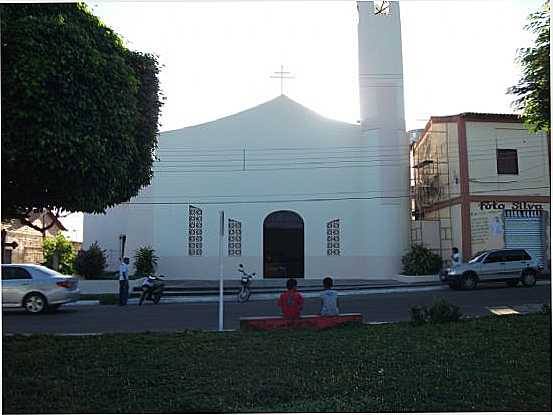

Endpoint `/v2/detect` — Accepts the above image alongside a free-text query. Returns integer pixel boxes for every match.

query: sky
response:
[62,0,542,241]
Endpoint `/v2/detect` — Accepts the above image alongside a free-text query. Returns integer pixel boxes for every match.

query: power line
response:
[153,164,410,173]
[155,144,411,153]
[134,188,412,199]
[122,186,549,207]
[123,194,411,206]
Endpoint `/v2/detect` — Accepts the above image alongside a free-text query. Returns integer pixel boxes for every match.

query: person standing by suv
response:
[451,247,461,266]
[119,257,130,306]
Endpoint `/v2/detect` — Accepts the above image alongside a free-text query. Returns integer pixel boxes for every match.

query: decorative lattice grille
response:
[188,205,203,256]
[228,219,242,256]
[327,219,341,256]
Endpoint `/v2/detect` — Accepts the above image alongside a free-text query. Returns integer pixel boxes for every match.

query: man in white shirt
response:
[119,257,130,306]
[451,247,461,267]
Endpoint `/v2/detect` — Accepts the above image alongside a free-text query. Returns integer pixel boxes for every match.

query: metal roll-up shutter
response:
[504,210,545,265]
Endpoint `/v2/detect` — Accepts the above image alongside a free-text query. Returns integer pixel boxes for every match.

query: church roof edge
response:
[159,94,358,134]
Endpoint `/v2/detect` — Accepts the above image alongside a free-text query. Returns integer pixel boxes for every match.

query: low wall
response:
[394,274,440,284]
[78,279,143,295]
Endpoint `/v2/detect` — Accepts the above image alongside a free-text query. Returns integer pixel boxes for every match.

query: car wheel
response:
[506,279,519,287]
[23,293,47,314]
[463,273,478,290]
[521,271,536,287]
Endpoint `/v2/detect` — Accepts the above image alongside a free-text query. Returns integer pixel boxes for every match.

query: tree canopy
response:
[1,3,163,221]
[508,1,550,134]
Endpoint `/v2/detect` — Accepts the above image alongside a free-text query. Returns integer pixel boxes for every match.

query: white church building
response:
[84,1,410,280]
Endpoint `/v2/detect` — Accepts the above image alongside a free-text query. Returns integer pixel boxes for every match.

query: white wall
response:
[85,96,410,279]
[84,187,154,271]
[147,96,407,279]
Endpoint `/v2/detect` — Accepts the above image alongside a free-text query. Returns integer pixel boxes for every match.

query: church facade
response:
[84,1,410,279]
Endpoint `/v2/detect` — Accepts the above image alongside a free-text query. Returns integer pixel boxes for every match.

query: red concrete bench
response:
[240,313,363,330]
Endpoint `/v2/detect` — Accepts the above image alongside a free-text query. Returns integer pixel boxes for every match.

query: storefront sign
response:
[479,201,544,211]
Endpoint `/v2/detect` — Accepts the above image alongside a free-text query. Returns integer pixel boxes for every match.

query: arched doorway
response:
[263,210,304,278]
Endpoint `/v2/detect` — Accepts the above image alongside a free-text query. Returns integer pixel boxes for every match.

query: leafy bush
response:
[75,241,107,279]
[410,305,427,326]
[402,245,443,275]
[427,298,463,323]
[410,298,463,326]
[134,246,158,276]
[42,232,75,275]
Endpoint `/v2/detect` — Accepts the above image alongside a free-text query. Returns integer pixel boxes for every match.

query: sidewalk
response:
[78,275,441,296]
[72,275,448,306]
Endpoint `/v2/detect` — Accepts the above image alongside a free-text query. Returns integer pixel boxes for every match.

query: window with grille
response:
[326,219,341,256]
[188,205,203,256]
[228,219,242,256]
[496,149,518,175]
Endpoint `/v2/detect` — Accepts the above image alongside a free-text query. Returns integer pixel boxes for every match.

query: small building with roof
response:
[410,112,550,269]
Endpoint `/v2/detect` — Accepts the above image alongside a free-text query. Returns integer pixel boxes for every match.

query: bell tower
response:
[357,0,407,195]
[357,1,409,261]
[357,1,405,130]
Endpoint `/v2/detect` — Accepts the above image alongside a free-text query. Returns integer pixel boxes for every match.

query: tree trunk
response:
[52,252,59,271]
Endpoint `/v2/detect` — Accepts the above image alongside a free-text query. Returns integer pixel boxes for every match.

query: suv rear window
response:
[504,250,531,261]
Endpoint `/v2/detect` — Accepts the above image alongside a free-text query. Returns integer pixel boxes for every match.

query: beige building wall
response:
[420,206,457,261]
[466,122,549,197]
[1,216,65,264]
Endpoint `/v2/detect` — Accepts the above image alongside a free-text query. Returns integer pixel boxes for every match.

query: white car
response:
[440,249,543,290]
[2,264,80,313]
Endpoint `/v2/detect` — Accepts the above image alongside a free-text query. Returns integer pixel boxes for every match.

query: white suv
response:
[440,249,543,290]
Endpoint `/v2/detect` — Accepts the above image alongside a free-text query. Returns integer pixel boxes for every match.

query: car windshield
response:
[468,252,487,264]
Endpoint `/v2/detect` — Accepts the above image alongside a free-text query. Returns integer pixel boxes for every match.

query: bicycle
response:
[237,264,256,303]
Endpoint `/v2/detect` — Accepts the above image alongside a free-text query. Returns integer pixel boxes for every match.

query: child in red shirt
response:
[278,278,304,319]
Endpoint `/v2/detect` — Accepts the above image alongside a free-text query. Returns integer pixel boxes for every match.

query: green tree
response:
[75,241,107,279]
[43,232,76,275]
[133,246,158,276]
[1,3,163,225]
[508,1,550,134]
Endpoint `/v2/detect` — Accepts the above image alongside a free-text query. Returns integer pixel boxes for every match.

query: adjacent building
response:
[1,210,68,264]
[410,113,550,269]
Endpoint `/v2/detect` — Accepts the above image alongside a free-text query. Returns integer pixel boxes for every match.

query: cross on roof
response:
[270,65,295,95]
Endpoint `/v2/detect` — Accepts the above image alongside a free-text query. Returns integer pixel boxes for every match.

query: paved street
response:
[3,283,550,334]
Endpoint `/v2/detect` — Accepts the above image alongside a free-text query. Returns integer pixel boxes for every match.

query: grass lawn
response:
[3,314,551,413]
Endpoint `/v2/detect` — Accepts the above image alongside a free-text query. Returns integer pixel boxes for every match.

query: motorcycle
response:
[237,264,256,303]
[138,275,165,305]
